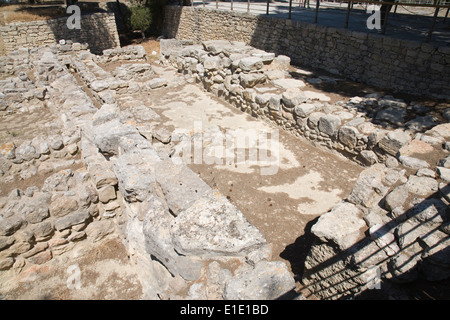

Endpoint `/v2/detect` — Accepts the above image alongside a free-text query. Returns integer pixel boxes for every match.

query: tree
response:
[130,6,152,40]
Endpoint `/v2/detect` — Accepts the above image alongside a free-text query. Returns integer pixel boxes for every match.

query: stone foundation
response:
[160,39,450,299]
[162,6,450,99]
[0,12,120,55]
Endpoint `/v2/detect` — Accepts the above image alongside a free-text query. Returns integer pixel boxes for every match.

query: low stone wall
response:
[0,12,120,55]
[163,6,450,98]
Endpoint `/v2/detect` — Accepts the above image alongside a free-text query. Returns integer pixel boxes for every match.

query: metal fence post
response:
[247,0,250,13]
[266,0,270,15]
[315,0,320,23]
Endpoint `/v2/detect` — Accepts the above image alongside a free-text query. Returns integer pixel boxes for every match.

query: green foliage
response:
[130,6,152,38]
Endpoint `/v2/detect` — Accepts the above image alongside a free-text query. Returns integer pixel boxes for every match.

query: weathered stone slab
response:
[223,260,295,300]
[398,155,430,169]
[294,103,316,118]
[92,103,120,126]
[49,196,79,217]
[171,194,266,257]
[113,152,159,202]
[143,196,204,281]
[384,184,409,211]
[88,163,118,189]
[0,216,23,236]
[378,131,411,156]
[238,57,263,72]
[85,219,115,242]
[338,126,358,148]
[92,119,138,155]
[318,115,341,136]
[281,88,307,108]
[406,175,438,196]
[272,78,306,90]
[54,211,90,231]
[375,106,407,125]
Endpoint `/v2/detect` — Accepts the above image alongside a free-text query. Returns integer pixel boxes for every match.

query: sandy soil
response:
[0,236,143,300]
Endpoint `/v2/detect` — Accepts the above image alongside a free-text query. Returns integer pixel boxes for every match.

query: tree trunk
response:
[141,30,146,40]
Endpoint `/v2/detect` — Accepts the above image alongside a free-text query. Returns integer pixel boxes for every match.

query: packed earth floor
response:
[0,39,449,300]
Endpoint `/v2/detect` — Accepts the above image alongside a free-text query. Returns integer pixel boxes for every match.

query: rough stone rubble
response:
[0,42,295,300]
[160,39,450,299]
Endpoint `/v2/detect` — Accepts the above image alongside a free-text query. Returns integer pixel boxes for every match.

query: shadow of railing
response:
[278,184,450,300]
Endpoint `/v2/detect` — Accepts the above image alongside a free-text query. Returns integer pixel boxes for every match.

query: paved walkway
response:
[191,0,450,45]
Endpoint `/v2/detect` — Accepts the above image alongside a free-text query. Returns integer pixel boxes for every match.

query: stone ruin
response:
[0,39,448,300]
[0,42,295,300]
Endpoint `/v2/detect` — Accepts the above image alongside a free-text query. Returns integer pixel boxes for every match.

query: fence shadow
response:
[278,184,450,300]
[1,2,119,54]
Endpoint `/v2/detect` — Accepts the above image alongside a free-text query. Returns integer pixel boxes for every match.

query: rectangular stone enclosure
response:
[162,6,450,98]
[0,12,120,55]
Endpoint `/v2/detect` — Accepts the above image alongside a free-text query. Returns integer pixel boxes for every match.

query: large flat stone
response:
[170,194,267,257]
[272,78,306,90]
[92,119,138,155]
[318,114,341,136]
[376,106,407,125]
[406,175,438,196]
[378,131,411,156]
[113,151,159,202]
[54,211,90,231]
[238,57,263,72]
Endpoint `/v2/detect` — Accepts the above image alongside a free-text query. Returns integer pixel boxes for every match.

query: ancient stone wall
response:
[163,6,450,99]
[160,39,450,167]
[0,44,296,300]
[0,12,120,55]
